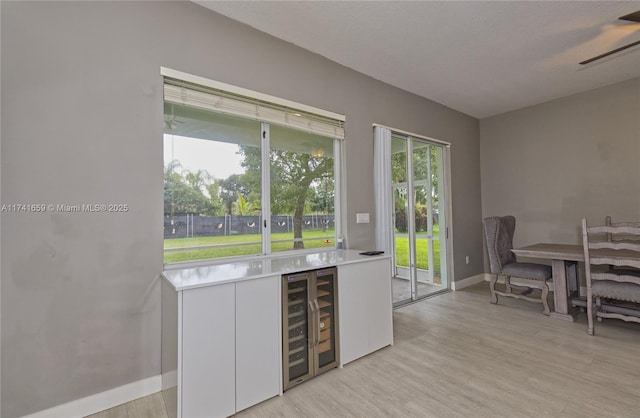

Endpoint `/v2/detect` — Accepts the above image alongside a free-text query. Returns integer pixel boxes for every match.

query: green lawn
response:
[394,237,442,273]
[164,229,335,263]
[164,233,262,249]
[165,227,442,272]
[394,226,441,273]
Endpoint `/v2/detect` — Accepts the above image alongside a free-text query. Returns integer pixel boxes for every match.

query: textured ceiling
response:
[195,1,640,119]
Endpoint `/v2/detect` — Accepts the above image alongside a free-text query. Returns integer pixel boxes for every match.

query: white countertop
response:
[162,249,390,291]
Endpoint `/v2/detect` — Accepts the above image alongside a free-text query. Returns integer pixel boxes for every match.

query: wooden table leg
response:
[549,259,576,322]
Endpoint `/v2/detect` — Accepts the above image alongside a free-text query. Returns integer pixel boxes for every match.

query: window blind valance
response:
[164,78,345,140]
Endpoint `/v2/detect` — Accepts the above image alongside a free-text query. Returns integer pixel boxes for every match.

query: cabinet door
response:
[337,264,369,365]
[366,258,394,352]
[182,284,235,418]
[338,258,394,365]
[236,276,280,412]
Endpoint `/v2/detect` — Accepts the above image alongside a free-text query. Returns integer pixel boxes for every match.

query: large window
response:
[162,71,343,265]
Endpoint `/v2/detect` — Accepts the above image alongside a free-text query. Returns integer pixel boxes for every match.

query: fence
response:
[164,214,335,239]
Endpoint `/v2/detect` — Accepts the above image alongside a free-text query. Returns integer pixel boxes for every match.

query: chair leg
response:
[504,276,512,294]
[587,290,594,336]
[596,297,603,322]
[503,276,533,296]
[541,280,550,316]
[489,274,498,304]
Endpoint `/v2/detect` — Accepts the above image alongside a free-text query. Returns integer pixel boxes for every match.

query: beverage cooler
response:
[282,267,339,391]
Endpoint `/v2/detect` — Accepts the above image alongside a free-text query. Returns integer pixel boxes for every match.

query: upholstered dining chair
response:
[483,215,552,315]
[582,218,640,335]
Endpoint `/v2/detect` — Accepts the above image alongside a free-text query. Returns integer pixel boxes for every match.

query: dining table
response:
[511,243,640,321]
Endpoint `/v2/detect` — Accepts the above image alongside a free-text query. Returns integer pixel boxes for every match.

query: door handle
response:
[313,299,321,346]
[308,300,315,349]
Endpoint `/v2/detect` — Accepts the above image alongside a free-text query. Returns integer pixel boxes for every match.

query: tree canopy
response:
[391,144,441,233]
[238,145,333,249]
[163,143,335,239]
[164,161,223,216]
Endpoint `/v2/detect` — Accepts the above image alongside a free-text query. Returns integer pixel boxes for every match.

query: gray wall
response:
[1,2,481,416]
[480,77,640,250]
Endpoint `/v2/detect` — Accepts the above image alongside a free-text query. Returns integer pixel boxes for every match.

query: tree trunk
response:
[293,203,305,249]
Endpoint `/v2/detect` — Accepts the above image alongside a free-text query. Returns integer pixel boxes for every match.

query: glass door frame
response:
[373,124,453,308]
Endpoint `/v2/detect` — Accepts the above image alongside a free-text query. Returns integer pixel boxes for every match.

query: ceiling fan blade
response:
[579,39,640,65]
[619,10,640,22]
[579,10,640,64]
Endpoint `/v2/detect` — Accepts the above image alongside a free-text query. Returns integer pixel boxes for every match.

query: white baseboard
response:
[21,375,162,418]
[451,274,488,290]
[162,370,178,390]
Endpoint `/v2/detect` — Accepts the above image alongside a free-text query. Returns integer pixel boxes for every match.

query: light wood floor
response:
[87,282,640,418]
[392,277,446,304]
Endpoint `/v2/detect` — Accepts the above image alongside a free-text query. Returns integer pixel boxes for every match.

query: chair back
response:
[483,216,517,274]
[582,218,640,289]
[605,216,640,243]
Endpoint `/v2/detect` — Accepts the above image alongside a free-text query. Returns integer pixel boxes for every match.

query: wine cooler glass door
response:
[315,268,339,374]
[282,273,313,390]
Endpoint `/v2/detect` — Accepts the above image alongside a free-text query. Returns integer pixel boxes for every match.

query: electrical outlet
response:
[356,213,370,224]
[465,255,470,264]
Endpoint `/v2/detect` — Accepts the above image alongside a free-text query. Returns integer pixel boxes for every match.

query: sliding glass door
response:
[389,133,449,306]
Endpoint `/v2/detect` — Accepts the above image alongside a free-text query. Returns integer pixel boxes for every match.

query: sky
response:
[164,134,244,180]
